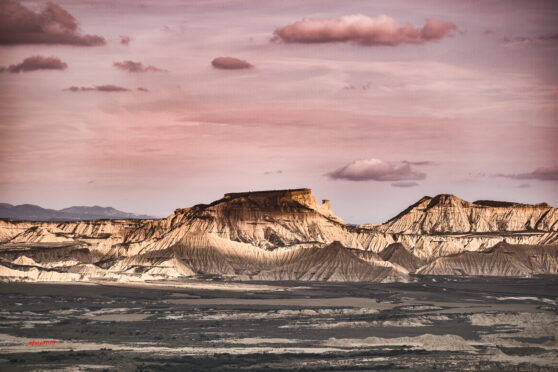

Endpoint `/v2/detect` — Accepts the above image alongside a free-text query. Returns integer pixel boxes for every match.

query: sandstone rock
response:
[1,189,557,282]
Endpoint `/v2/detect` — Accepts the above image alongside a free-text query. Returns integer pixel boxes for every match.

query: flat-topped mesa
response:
[221,188,343,222]
[223,188,314,207]
[218,188,315,211]
[163,188,349,251]
[171,188,345,228]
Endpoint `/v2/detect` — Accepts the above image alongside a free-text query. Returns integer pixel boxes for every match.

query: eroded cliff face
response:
[375,194,558,234]
[417,242,558,277]
[0,189,557,282]
[365,194,558,259]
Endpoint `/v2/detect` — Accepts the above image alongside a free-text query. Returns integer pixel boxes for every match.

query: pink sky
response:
[1,0,557,223]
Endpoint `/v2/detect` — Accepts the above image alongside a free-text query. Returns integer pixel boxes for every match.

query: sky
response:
[0,0,557,223]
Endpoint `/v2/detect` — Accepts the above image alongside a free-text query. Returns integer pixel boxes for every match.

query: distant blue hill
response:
[0,203,155,221]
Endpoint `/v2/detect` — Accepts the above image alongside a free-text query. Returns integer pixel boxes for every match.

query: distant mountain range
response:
[0,203,154,221]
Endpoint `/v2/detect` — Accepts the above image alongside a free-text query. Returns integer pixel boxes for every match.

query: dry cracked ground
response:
[0,277,557,371]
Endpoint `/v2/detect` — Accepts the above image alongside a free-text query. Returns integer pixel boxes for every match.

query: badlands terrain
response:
[1,188,557,283]
[1,189,558,371]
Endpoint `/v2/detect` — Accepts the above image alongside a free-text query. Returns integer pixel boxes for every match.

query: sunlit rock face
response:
[0,189,557,282]
[362,193,558,259]
[375,194,558,234]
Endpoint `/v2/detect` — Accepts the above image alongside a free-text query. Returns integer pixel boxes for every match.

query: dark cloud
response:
[495,167,558,181]
[264,170,283,175]
[326,159,427,181]
[538,33,558,41]
[272,14,457,46]
[0,0,105,46]
[211,57,253,70]
[137,87,149,92]
[518,183,530,188]
[65,85,131,92]
[119,35,131,45]
[113,60,166,73]
[3,55,67,73]
[391,181,419,188]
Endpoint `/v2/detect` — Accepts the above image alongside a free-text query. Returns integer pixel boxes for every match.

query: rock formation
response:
[417,242,558,277]
[379,243,425,272]
[375,194,558,234]
[0,189,557,282]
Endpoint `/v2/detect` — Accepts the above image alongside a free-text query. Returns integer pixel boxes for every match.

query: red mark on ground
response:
[25,340,56,346]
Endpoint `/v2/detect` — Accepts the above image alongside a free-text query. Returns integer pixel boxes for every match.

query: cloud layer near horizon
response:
[273,14,457,46]
[211,57,253,69]
[502,33,558,44]
[2,56,67,73]
[391,181,419,188]
[326,159,427,181]
[495,167,558,181]
[65,85,130,92]
[113,60,166,73]
[0,0,105,46]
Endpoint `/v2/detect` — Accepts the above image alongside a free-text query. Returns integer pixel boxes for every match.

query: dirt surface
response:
[0,276,557,371]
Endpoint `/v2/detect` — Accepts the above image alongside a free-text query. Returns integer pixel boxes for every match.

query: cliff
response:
[376,194,558,234]
[417,242,558,277]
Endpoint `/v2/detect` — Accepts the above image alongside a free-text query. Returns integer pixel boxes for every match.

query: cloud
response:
[137,87,149,92]
[65,85,131,92]
[391,181,419,188]
[402,160,437,166]
[344,82,371,90]
[3,55,67,73]
[0,0,105,46]
[502,33,558,44]
[113,60,166,73]
[495,167,558,181]
[119,35,131,45]
[518,183,530,188]
[211,57,253,70]
[264,170,283,175]
[326,159,427,181]
[272,14,457,46]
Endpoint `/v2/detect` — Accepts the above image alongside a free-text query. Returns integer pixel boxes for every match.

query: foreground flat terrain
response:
[1,277,557,371]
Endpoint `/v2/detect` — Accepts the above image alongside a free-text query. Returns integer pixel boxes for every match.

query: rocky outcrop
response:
[379,243,425,273]
[376,194,558,234]
[0,189,557,282]
[417,242,558,277]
